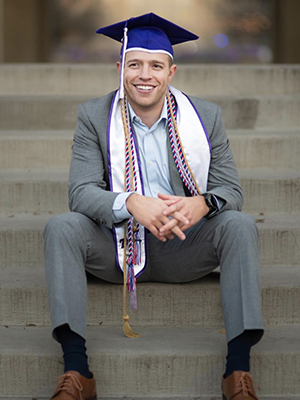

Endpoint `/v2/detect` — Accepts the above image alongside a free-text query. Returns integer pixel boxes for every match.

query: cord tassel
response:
[130,287,138,310]
[122,228,140,338]
[133,229,141,265]
[123,314,140,338]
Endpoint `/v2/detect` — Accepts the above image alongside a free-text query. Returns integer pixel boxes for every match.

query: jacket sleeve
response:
[205,104,244,212]
[68,101,119,229]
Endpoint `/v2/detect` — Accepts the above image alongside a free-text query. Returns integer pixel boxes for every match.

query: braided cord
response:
[166,90,201,196]
[120,96,142,305]
[119,96,141,337]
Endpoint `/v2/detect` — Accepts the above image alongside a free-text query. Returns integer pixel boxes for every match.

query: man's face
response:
[117,51,177,116]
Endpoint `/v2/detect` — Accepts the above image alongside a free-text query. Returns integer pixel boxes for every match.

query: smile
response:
[135,85,155,91]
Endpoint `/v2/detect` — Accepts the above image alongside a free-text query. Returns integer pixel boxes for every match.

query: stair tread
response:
[1,324,300,355]
[1,264,299,288]
[0,264,299,327]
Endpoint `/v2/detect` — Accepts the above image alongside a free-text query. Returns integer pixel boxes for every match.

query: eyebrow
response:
[126,58,166,66]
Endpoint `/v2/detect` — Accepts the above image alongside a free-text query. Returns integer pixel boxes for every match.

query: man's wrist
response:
[126,193,139,216]
[201,193,220,218]
[112,192,134,223]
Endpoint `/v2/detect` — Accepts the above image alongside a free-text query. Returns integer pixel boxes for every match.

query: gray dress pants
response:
[44,210,264,343]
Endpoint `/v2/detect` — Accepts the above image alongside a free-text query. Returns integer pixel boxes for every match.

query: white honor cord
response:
[119,27,128,99]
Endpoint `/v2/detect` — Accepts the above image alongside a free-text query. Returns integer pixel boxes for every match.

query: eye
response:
[128,62,139,68]
[153,64,163,69]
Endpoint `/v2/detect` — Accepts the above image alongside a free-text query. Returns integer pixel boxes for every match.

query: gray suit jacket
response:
[68,91,243,229]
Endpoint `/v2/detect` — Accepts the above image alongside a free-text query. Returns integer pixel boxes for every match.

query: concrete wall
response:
[0,0,299,63]
[274,0,300,63]
[1,0,50,62]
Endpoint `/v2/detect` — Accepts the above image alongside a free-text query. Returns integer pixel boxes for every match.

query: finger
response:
[163,199,181,206]
[166,233,175,240]
[158,193,176,201]
[163,208,189,226]
[158,230,175,240]
[153,220,176,242]
[170,210,189,225]
[159,217,179,232]
[148,224,167,242]
[159,219,186,241]
[162,202,183,216]
[171,225,186,240]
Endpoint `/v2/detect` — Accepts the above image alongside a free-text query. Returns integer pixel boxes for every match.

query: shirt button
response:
[149,161,153,166]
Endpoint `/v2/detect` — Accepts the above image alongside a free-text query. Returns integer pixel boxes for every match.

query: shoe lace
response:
[54,373,84,400]
[239,372,260,398]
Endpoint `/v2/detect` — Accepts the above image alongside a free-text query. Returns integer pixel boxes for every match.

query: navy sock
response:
[224,329,263,378]
[55,324,91,379]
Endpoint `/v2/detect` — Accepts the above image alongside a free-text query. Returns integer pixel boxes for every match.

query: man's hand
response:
[157,193,209,237]
[126,193,189,242]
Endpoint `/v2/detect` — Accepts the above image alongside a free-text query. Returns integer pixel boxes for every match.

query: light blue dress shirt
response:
[112,100,174,223]
[112,100,224,223]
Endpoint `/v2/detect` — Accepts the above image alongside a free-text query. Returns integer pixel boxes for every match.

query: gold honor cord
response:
[120,97,140,338]
[119,91,200,338]
[166,91,202,196]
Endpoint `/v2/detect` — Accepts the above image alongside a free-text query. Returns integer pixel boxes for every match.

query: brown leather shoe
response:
[50,370,97,400]
[222,371,259,400]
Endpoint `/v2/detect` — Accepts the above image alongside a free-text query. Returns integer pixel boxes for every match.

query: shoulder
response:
[187,95,220,120]
[187,95,219,113]
[78,91,116,120]
[185,94,221,134]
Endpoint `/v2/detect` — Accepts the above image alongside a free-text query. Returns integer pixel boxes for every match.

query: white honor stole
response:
[108,86,211,277]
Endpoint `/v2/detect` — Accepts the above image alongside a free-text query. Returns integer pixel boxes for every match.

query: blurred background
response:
[0,0,299,64]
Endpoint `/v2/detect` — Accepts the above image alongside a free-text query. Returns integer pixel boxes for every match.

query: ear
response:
[116,61,121,74]
[168,64,177,83]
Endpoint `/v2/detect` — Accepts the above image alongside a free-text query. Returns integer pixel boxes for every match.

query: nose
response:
[139,64,151,80]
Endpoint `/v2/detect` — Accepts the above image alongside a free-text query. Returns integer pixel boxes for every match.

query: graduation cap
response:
[96,13,199,98]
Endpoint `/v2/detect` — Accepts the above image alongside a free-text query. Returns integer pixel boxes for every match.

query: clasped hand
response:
[126,193,209,242]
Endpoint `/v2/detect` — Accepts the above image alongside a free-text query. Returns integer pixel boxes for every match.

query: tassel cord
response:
[120,97,140,338]
[166,91,201,196]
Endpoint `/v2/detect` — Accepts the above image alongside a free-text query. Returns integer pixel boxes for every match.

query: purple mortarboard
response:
[96,13,198,98]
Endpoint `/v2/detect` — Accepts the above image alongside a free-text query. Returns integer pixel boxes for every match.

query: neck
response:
[127,96,166,129]
[136,110,161,128]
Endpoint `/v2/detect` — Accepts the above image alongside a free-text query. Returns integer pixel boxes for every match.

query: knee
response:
[44,212,86,241]
[44,213,68,239]
[220,211,258,238]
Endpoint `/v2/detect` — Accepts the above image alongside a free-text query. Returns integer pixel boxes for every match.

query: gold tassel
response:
[123,313,140,338]
[123,266,140,338]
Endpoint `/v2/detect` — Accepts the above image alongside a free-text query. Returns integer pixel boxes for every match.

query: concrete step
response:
[0,213,299,267]
[0,130,73,169]
[0,95,299,130]
[1,169,299,214]
[228,129,300,170]
[0,64,299,96]
[0,324,299,398]
[240,169,300,214]
[0,265,299,327]
[1,129,300,170]
[0,169,69,214]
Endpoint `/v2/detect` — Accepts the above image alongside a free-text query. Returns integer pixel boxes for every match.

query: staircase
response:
[0,64,299,399]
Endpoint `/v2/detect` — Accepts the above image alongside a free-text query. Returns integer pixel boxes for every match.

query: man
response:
[44,13,264,400]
